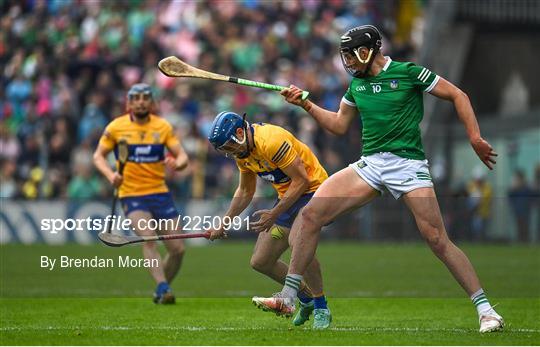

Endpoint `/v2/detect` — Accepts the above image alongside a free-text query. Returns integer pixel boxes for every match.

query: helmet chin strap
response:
[353,47,378,78]
[354,47,374,64]
[236,113,252,159]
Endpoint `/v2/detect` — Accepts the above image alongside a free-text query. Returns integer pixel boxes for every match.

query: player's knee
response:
[421,223,448,253]
[425,232,441,248]
[250,255,272,274]
[301,205,325,229]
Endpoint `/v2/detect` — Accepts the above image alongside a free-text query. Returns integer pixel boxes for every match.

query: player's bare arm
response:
[93,144,123,187]
[165,142,189,172]
[250,157,309,233]
[226,170,257,217]
[281,85,357,135]
[429,77,498,169]
[209,170,257,240]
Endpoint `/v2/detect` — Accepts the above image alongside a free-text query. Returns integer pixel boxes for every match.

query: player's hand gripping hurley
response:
[104,139,129,234]
[158,56,309,100]
[98,139,211,247]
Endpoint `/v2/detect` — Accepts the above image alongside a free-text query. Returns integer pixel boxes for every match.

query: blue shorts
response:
[274,192,314,228]
[120,192,178,220]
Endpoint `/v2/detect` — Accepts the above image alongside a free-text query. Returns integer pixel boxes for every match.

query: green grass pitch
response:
[1,242,539,345]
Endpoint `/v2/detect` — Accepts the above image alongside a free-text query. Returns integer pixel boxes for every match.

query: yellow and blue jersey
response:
[99,114,180,198]
[236,123,328,198]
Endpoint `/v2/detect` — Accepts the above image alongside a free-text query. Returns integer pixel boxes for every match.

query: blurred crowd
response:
[0,0,424,201]
[1,0,538,242]
[442,165,540,243]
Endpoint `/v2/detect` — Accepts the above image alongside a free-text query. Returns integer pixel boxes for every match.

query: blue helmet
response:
[127,83,153,99]
[208,111,245,149]
[208,111,250,158]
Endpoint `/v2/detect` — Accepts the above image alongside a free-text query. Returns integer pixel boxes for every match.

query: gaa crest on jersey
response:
[390,80,399,89]
[356,160,367,169]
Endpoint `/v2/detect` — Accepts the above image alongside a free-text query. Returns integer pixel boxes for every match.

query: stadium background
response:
[1,0,539,243]
[1,0,539,345]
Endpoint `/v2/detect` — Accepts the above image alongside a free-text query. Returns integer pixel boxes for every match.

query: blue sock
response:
[313,295,327,309]
[297,291,313,305]
[155,281,170,296]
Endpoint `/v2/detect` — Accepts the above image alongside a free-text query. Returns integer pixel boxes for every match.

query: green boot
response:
[313,308,332,329]
[292,301,314,326]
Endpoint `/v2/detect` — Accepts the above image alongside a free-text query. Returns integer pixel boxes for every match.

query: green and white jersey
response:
[343,57,440,160]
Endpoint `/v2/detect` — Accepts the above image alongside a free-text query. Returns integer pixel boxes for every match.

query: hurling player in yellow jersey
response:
[93,83,189,304]
[207,111,332,329]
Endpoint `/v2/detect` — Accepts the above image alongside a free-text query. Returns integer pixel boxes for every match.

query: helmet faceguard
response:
[215,136,248,158]
[208,112,251,159]
[339,25,382,78]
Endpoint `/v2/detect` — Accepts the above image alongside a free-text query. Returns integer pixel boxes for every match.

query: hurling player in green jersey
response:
[253,25,502,333]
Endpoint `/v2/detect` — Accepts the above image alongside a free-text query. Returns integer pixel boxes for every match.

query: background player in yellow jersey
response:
[207,111,332,329]
[93,83,189,304]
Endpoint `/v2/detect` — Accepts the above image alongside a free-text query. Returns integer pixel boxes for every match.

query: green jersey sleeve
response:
[342,85,356,106]
[406,63,440,93]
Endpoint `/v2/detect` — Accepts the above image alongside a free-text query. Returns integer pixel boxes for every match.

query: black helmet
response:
[339,25,382,78]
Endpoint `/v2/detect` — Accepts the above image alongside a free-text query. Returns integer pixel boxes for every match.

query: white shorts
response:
[348,152,434,199]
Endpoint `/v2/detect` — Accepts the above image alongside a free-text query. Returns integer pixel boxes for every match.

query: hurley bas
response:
[40,255,158,271]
